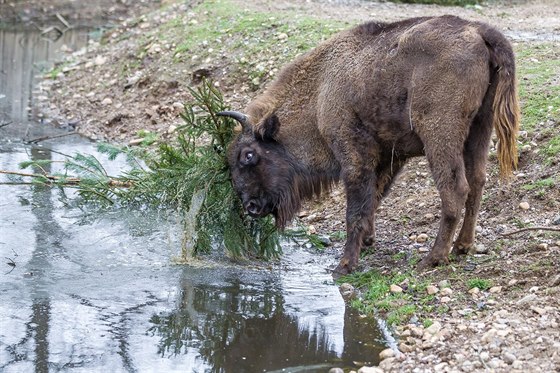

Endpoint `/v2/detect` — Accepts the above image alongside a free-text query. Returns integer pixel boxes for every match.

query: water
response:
[0,24,387,373]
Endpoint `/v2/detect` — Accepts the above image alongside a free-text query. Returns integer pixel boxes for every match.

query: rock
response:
[488,358,503,369]
[438,280,450,288]
[427,285,439,295]
[416,233,429,243]
[461,360,474,372]
[440,287,453,296]
[425,321,442,335]
[530,306,546,315]
[317,235,332,247]
[379,348,395,360]
[339,283,356,300]
[552,215,560,225]
[480,351,490,361]
[128,138,144,146]
[329,368,344,373]
[390,284,403,293]
[489,286,502,293]
[516,294,537,304]
[440,296,451,303]
[519,201,530,210]
[306,225,317,235]
[475,244,489,254]
[424,213,435,220]
[378,357,396,371]
[409,325,424,338]
[469,287,480,295]
[537,243,549,250]
[507,279,517,286]
[167,125,177,134]
[94,55,107,66]
[101,97,113,106]
[358,367,383,373]
[399,342,415,353]
[550,274,560,287]
[503,352,516,364]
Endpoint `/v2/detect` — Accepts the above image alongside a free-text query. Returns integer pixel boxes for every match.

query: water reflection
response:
[0,26,89,125]
[149,276,339,372]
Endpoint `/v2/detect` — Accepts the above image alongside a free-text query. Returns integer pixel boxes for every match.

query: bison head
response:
[218,110,301,229]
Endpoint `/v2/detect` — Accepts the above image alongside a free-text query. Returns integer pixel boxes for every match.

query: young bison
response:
[219,15,520,275]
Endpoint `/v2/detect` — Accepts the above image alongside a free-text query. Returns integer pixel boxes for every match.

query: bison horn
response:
[216,111,248,125]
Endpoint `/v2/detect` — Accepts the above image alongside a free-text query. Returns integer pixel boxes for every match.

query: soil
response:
[27,0,560,371]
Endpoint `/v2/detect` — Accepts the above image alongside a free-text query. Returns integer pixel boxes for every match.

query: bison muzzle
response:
[219,15,520,275]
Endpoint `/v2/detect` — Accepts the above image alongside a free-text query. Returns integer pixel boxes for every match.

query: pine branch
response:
[0,169,132,187]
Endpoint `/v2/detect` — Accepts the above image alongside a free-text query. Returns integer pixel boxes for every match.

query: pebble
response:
[101,97,113,106]
[390,284,403,293]
[357,367,383,373]
[427,285,439,295]
[550,274,560,287]
[468,287,480,295]
[489,286,502,293]
[537,243,548,250]
[94,55,107,66]
[409,325,424,338]
[328,368,344,373]
[438,280,449,288]
[440,296,452,303]
[425,321,442,335]
[416,233,429,243]
[128,138,144,146]
[379,348,395,360]
[517,294,537,304]
[503,352,517,364]
[339,283,356,300]
[519,201,530,210]
[167,125,177,134]
[440,287,453,296]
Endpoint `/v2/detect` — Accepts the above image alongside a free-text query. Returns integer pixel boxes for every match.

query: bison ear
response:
[255,114,280,141]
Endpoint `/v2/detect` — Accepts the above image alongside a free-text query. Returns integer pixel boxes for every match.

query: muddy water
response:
[0,26,387,372]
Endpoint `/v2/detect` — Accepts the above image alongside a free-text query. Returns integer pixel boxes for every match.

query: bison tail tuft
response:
[480,24,521,181]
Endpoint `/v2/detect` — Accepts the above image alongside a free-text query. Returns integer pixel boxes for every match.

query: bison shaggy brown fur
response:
[220,15,520,275]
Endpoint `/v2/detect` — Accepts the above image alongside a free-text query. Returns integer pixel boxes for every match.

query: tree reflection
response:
[148,274,339,372]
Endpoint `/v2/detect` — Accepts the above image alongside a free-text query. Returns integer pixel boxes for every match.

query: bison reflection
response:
[148,279,338,371]
[220,15,520,274]
[148,276,382,371]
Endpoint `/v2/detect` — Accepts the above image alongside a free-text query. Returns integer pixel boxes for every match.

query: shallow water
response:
[0,25,387,372]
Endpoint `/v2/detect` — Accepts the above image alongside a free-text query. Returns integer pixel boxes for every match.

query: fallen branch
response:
[24,131,78,144]
[0,169,132,187]
[502,226,560,237]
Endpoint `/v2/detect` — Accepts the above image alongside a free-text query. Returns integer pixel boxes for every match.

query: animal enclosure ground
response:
[33,0,560,371]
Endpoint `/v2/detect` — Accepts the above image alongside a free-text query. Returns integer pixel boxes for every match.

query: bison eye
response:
[240,148,258,166]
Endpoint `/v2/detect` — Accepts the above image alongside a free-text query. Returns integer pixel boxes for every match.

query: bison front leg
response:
[334,178,376,276]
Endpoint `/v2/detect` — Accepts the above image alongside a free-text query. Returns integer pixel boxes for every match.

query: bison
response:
[219,15,520,275]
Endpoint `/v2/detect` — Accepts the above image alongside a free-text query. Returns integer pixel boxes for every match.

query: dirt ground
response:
[27,0,560,371]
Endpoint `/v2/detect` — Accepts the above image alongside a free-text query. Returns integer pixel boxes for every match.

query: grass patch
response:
[338,270,435,326]
[516,44,560,134]
[467,278,492,290]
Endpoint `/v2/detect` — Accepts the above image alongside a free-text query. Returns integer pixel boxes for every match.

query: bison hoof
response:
[362,235,375,247]
[417,254,449,271]
[332,260,355,278]
[451,242,477,256]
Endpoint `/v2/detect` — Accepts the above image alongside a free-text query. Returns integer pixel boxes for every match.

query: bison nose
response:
[245,200,261,216]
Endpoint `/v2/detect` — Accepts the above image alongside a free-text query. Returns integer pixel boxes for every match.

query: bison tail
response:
[479,24,521,181]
